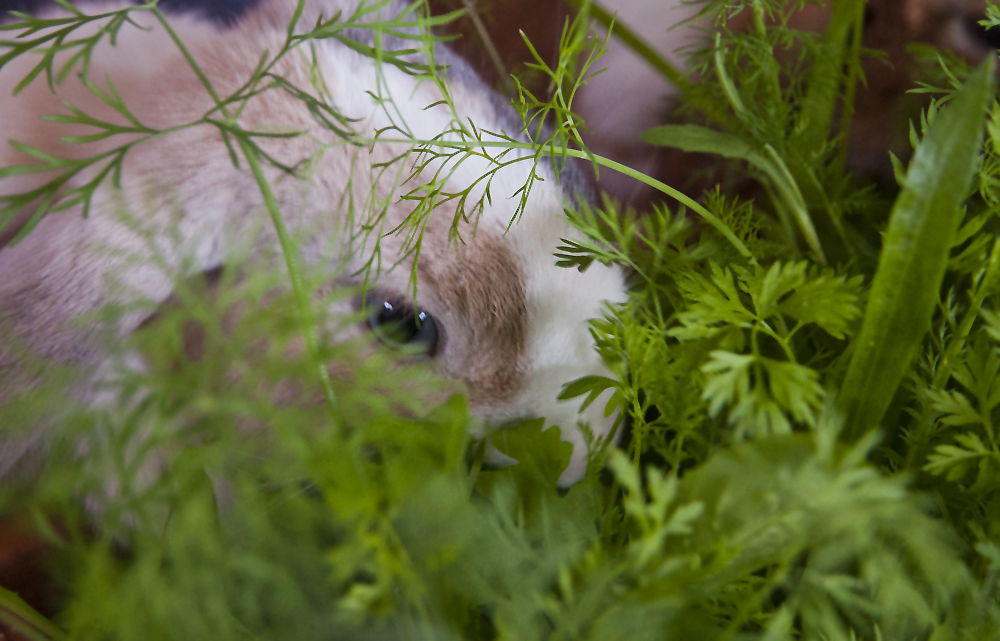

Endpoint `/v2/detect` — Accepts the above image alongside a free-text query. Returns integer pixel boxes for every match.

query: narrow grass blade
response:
[839,58,995,441]
[0,585,66,641]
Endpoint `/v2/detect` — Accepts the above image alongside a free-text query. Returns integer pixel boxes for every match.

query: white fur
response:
[0,0,626,485]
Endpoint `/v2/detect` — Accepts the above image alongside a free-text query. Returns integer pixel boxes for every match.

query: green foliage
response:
[5,0,1000,640]
[840,58,995,441]
[666,260,861,440]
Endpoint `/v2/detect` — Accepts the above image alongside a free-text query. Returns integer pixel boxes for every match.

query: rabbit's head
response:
[348,170,626,485]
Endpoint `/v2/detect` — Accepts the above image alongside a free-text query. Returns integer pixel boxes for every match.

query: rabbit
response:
[0,0,626,486]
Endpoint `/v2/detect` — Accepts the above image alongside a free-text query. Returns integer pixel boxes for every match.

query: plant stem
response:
[0,586,66,641]
[157,6,341,419]
[237,135,342,421]
[458,0,513,95]
[562,0,735,129]
[381,137,754,259]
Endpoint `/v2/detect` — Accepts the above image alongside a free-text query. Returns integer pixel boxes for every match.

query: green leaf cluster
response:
[5,0,1000,640]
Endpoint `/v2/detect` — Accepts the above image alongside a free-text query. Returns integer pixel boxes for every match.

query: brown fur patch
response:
[419,229,528,406]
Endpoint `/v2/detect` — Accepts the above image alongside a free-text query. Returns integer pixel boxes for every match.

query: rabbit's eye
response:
[367,297,440,355]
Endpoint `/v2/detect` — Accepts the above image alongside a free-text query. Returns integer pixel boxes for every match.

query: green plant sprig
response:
[0,0,159,92]
[5,1,1000,638]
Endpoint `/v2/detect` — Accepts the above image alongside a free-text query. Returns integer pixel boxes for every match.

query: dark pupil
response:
[372,300,437,353]
[377,301,422,343]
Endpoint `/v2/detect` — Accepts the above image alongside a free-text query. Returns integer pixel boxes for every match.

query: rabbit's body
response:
[0,0,624,483]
